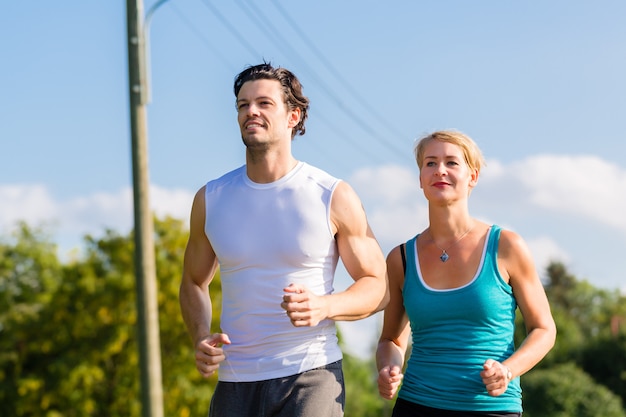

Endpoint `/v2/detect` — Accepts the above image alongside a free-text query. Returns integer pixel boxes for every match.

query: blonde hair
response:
[414,130,486,172]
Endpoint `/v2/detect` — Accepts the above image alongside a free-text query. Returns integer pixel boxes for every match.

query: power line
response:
[269,0,409,145]
[196,0,407,161]
[233,0,408,160]
[199,0,261,59]
[168,1,240,75]
[160,1,410,164]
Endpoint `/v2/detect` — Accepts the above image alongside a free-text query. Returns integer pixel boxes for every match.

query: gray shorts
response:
[208,360,345,417]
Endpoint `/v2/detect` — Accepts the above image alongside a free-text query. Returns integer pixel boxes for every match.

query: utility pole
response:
[125,0,164,416]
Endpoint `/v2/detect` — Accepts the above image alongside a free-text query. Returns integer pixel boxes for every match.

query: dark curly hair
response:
[234,62,310,138]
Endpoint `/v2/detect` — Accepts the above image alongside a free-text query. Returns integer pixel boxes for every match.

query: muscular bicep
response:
[180,187,219,345]
[330,181,386,282]
[182,187,218,288]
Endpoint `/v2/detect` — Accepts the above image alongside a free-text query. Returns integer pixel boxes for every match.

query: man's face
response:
[236,79,299,150]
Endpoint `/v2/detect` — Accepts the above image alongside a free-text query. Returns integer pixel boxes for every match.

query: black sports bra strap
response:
[400,243,406,274]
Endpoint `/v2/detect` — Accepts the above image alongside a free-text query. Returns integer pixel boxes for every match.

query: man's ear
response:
[288,107,301,129]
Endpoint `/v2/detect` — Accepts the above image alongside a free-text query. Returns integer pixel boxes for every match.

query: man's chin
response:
[242,137,270,151]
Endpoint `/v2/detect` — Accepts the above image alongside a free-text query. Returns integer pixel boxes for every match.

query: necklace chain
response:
[431,224,475,263]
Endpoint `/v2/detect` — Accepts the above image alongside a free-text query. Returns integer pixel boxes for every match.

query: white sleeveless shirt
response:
[204,161,343,382]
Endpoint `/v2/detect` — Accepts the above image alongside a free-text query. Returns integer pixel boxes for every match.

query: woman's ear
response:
[469,168,479,188]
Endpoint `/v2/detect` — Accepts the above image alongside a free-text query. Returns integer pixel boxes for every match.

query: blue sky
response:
[2,1,626,357]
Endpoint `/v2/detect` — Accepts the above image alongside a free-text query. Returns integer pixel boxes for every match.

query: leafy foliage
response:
[342,354,389,417]
[0,223,61,415]
[522,363,626,417]
[580,333,626,409]
[0,219,218,416]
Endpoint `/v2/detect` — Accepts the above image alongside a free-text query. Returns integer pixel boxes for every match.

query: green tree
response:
[545,262,622,340]
[32,227,140,416]
[342,354,389,417]
[0,218,222,416]
[522,363,626,417]
[542,262,626,398]
[154,216,219,417]
[0,223,61,415]
[581,333,626,409]
[510,261,626,415]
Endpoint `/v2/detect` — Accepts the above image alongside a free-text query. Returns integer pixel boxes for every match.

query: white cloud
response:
[351,164,419,204]
[0,184,59,227]
[350,165,428,250]
[525,235,572,281]
[487,155,626,233]
[0,184,194,253]
[150,185,195,221]
[64,189,134,236]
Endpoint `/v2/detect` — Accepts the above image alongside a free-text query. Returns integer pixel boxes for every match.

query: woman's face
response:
[419,140,478,202]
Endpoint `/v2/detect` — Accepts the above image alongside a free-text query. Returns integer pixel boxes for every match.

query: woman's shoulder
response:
[495,227,527,252]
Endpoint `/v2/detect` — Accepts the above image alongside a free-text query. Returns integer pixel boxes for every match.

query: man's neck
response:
[245,153,299,184]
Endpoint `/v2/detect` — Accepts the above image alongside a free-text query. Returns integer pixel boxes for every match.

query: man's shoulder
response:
[299,162,342,188]
[205,165,245,190]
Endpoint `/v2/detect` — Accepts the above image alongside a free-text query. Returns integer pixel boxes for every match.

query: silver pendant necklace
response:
[431,224,475,263]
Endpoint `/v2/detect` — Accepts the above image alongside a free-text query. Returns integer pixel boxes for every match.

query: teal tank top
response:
[399,225,522,412]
